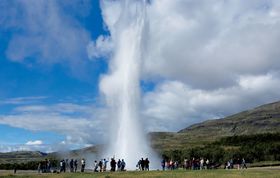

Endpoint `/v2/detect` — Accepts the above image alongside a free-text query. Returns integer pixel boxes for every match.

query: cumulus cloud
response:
[0,0,91,69]
[89,0,280,89]
[142,73,280,131]
[88,0,280,132]
[0,103,108,150]
[142,1,280,89]
[87,35,113,59]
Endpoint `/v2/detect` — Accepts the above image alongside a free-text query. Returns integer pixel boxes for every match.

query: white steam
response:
[99,0,158,169]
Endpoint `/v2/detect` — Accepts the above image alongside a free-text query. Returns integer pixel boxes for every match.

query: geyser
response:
[100,0,158,169]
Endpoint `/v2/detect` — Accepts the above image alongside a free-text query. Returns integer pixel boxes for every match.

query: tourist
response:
[81,158,86,172]
[63,160,66,172]
[98,160,103,172]
[14,164,17,174]
[70,159,74,172]
[47,159,51,173]
[200,158,204,170]
[161,159,165,171]
[241,158,247,169]
[174,161,179,169]
[165,160,169,170]
[184,158,188,170]
[38,162,42,173]
[137,159,141,170]
[169,160,173,170]
[65,159,69,172]
[94,160,99,172]
[230,159,233,169]
[121,159,126,171]
[205,159,210,169]
[226,160,231,169]
[60,160,63,173]
[237,158,241,170]
[117,159,121,171]
[74,159,78,172]
[191,158,195,170]
[110,158,116,171]
[140,158,145,171]
[145,158,150,171]
[102,158,108,172]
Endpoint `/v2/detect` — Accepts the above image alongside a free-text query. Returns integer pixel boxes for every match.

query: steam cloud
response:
[97,0,158,169]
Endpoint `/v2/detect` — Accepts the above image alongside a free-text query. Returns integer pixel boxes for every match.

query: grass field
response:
[1,168,280,178]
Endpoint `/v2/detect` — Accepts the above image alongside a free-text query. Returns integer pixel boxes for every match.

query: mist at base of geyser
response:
[98,0,160,170]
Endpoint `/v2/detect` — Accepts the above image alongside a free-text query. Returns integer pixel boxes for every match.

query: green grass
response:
[1,169,280,178]
[250,161,280,167]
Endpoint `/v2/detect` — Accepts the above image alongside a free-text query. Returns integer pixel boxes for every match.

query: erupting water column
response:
[100,0,157,169]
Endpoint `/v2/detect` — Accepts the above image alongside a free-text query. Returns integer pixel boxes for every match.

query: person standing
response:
[117,159,121,171]
[241,158,247,169]
[121,159,126,171]
[70,159,74,172]
[94,160,99,172]
[102,158,108,172]
[47,159,51,173]
[145,158,150,171]
[14,164,17,174]
[98,160,103,172]
[62,160,66,172]
[161,159,165,171]
[237,158,241,170]
[81,158,86,172]
[205,159,210,169]
[38,162,42,173]
[140,158,145,171]
[74,159,78,172]
[110,158,116,172]
[200,158,204,170]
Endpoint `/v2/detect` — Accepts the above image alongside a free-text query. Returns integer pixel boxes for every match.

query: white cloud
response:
[0,96,47,105]
[0,144,52,153]
[26,140,43,145]
[92,0,280,132]
[0,141,92,153]
[142,73,280,132]
[0,103,109,151]
[141,0,280,89]
[2,0,280,151]
[1,0,91,69]
[87,35,113,59]
[14,103,93,115]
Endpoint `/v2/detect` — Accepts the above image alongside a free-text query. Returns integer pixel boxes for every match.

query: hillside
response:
[0,145,103,165]
[150,101,280,151]
[0,151,46,164]
[1,101,280,163]
[179,101,280,135]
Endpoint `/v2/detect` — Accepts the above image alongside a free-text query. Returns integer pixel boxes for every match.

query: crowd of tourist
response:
[224,158,247,169]
[35,156,247,174]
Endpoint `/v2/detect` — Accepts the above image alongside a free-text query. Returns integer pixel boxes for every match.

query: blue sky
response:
[1,0,280,152]
[0,0,108,151]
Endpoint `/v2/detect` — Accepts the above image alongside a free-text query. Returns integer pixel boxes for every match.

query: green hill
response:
[150,101,280,151]
[0,151,46,164]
